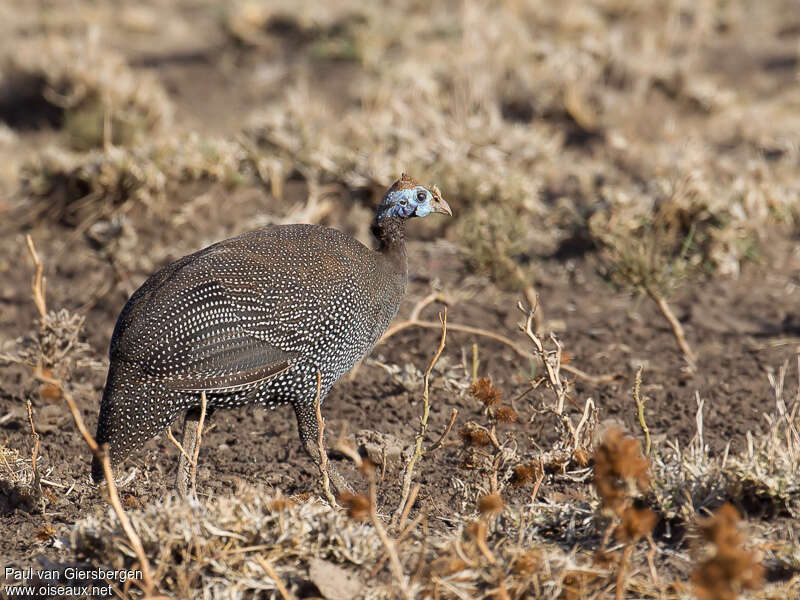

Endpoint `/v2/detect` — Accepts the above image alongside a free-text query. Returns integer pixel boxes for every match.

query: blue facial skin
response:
[377,187,434,220]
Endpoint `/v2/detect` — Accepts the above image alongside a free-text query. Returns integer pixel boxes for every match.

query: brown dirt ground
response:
[1,9,799,581]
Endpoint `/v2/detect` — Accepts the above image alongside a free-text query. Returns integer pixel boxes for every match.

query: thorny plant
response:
[519,302,598,472]
[459,376,519,498]
[0,236,97,382]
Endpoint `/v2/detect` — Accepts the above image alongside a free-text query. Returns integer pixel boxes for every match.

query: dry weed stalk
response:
[651,290,697,370]
[313,370,337,506]
[26,400,42,507]
[189,391,207,498]
[460,377,520,496]
[256,557,296,600]
[520,303,598,469]
[335,440,411,599]
[520,302,567,414]
[393,309,449,527]
[633,366,652,456]
[25,234,47,322]
[166,392,208,499]
[379,292,614,384]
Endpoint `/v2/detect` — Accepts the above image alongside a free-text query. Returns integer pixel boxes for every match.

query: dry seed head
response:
[573,448,590,467]
[698,502,742,548]
[38,382,62,401]
[495,405,519,423]
[614,506,657,543]
[510,464,535,487]
[478,493,504,516]
[429,557,470,577]
[692,503,764,600]
[36,524,56,542]
[121,493,141,509]
[460,422,491,447]
[512,550,541,575]
[593,425,650,512]
[338,492,370,522]
[268,497,295,512]
[469,377,503,407]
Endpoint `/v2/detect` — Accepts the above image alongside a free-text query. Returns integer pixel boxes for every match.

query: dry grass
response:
[2,33,171,151]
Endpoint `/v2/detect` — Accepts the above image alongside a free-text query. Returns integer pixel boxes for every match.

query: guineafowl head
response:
[376,173,451,221]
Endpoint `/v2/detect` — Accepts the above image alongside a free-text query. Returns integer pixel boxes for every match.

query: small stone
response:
[355,429,412,472]
[309,558,362,600]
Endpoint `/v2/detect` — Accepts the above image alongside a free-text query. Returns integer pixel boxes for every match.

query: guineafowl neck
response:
[372,216,408,273]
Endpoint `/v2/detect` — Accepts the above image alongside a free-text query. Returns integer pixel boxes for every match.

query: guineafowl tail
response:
[92,379,116,482]
[90,452,105,482]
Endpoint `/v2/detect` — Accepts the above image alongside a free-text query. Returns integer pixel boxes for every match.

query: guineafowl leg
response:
[176,406,203,498]
[294,402,352,495]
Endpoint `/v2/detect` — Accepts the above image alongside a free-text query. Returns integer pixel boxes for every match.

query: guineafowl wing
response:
[159,334,295,393]
[114,255,298,393]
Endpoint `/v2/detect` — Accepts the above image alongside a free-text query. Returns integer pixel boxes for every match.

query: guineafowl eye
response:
[416,190,427,202]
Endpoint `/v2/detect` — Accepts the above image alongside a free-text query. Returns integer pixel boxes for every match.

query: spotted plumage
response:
[92,174,451,492]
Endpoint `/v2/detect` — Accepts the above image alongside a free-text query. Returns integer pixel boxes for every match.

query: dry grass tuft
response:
[3,33,171,150]
[19,135,249,227]
[70,487,384,598]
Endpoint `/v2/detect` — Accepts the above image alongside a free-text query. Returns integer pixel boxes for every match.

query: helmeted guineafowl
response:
[92,174,451,494]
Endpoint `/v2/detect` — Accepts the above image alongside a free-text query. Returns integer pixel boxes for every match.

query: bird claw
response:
[326,463,353,497]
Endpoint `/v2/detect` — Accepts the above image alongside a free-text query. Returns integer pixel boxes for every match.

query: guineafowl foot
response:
[301,438,353,496]
[295,401,353,496]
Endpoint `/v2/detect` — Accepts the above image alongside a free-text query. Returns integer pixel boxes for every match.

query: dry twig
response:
[25,234,47,322]
[257,558,296,600]
[189,391,207,498]
[379,293,615,384]
[314,370,337,506]
[335,441,410,599]
[648,289,697,370]
[393,309,447,526]
[427,408,458,454]
[520,302,568,414]
[165,426,193,464]
[633,366,652,456]
[26,400,42,501]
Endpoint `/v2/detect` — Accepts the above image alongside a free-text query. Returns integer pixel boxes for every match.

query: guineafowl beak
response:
[429,188,452,216]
